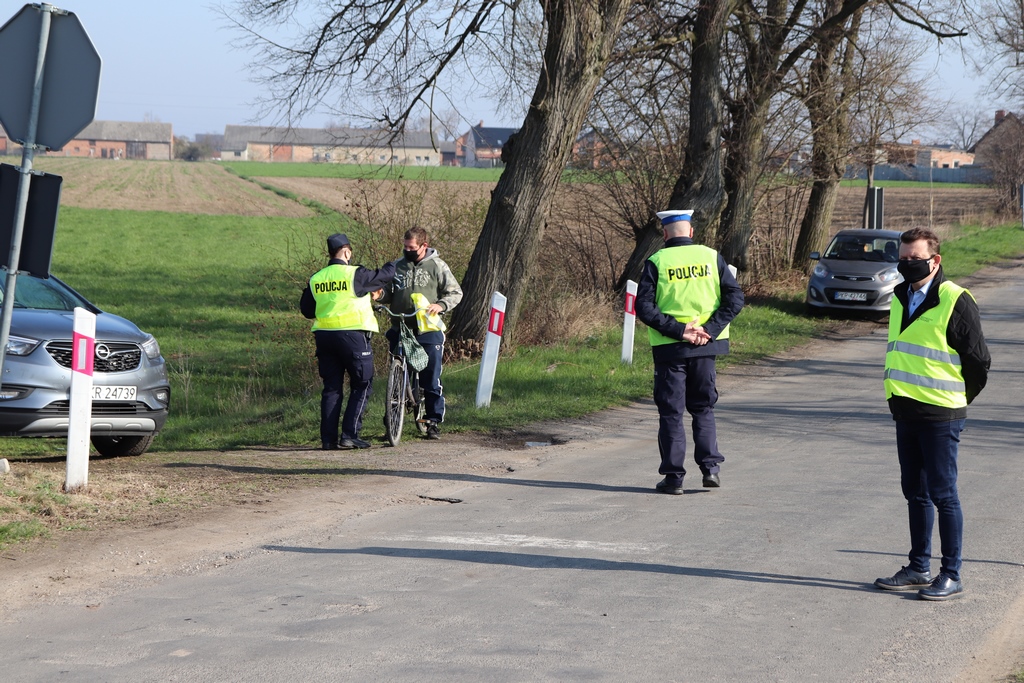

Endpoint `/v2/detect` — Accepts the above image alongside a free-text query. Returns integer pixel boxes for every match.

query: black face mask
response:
[404,249,421,262]
[897,257,934,284]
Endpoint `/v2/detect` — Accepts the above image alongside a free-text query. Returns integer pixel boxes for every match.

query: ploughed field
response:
[30,158,999,236]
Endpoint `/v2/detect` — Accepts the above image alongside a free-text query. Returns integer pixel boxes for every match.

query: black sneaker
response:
[426,422,441,440]
[339,437,371,449]
[874,566,932,591]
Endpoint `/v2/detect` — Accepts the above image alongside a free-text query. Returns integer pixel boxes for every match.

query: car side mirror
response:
[809,252,820,260]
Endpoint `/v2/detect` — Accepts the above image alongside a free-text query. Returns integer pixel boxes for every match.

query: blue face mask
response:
[897,257,933,283]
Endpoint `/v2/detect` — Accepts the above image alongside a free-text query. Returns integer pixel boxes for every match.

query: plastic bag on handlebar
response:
[400,321,429,372]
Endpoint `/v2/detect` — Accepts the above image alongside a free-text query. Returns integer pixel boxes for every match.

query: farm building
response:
[884,140,974,169]
[970,110,1024,167]
[455,123,519,168]
[221,125,443,165]
[1,121,173,160]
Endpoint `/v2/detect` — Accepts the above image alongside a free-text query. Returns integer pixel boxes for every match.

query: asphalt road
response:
[2,261,1023,682]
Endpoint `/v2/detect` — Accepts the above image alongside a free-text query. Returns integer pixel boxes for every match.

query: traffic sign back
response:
[0,5,101,150]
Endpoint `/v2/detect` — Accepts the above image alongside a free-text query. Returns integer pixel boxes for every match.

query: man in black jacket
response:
[874,227,990,600]
[635,209,745,493]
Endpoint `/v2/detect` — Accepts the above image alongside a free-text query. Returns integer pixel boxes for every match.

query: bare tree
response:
[230,1,633,341]
[791,1,864,269]
[941,105,991,150]
[849,20,935,189]
[448,1,635,340]
[973,0,1024,102]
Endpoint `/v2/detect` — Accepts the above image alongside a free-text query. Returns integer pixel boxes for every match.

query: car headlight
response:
[5,335,41,356]
[812,263,831,278]
[141,334,162,360]
[877,267,901,283]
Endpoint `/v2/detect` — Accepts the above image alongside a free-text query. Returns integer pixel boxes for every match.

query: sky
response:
[0,0,1011,142]
[0,0,519,140]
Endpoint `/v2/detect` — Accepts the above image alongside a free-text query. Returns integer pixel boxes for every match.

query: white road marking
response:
[382,533,665,554]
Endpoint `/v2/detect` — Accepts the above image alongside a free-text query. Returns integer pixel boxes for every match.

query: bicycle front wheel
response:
[411,375,428,435]
[383,356,406,446]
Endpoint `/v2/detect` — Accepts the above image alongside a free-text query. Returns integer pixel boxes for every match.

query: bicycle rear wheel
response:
[383,356,406,446]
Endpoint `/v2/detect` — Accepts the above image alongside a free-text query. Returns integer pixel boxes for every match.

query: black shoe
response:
[655,478,683,495]
[339,437,371,450]
[874,566,932,591]
[702,472,720,488]
[918,573,964,601]
[321,443,337,451]
[426,422,441,440]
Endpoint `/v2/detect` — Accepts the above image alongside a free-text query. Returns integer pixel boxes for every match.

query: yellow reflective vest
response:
[648,244,727,346]
[884,280,969,409]
[309,264,379,332]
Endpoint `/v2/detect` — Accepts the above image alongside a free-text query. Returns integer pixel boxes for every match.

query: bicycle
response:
[375,305,429,446]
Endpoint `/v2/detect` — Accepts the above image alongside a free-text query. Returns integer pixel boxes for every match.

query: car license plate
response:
[92,385,137,401]
[835,291,867,302]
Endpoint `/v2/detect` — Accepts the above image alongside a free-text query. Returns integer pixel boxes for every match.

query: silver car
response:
[806,229,904,314]
[0,273,170,456]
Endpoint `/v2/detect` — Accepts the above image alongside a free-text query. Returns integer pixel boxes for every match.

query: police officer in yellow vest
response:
[636,209,745,494]
[874,227,990,600]
[300,233,396,450]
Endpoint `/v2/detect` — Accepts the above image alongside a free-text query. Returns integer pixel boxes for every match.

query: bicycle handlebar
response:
[374,304,419,319]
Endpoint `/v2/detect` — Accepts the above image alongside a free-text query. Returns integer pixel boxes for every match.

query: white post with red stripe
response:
[475,291,507,408]
[621,279,638,364]
[64,307,95,493]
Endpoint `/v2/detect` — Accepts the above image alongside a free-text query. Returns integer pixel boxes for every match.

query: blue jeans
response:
[895,419,965,580]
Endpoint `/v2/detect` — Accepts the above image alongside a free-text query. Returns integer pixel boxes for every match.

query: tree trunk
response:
[792,4,862,269]
[717,103,770,271]
[449,0,632,342]
[615,0,730,289]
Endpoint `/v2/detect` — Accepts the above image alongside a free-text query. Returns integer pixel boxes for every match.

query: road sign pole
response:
[0,4,52,384]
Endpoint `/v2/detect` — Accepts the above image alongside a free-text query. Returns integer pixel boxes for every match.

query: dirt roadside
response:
[1,262,1022,681]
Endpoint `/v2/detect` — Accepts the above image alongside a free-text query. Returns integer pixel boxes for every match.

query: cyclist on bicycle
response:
[300,233,395,450]
[380,226,463,439]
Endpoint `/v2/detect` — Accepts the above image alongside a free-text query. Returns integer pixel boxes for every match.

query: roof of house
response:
[222,125,441,152]
[74,120,173,143]
[470,126,519,149]
[2,120,172,144]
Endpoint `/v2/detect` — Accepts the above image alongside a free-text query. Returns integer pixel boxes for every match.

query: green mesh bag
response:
[400,321,429,372]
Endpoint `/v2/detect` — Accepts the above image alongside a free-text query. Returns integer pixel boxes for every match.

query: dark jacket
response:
[636,236,745,363]
[887,266,991,421]
[299,258,396,320]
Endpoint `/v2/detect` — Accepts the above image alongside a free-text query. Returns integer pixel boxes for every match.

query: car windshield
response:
[0,274,90,311]
[824,235,900,262]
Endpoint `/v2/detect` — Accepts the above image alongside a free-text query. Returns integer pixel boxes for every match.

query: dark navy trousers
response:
[896,418,966,580]
[314,329,374,446]
[653,355,723,485]
[386,328,446,423]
